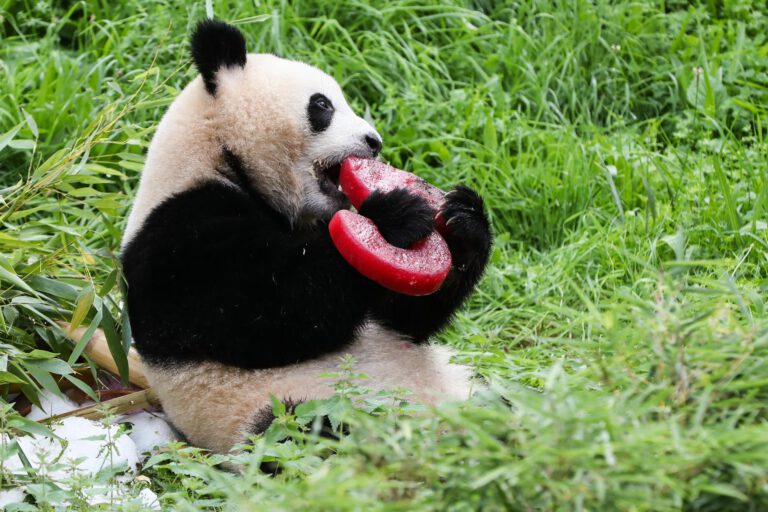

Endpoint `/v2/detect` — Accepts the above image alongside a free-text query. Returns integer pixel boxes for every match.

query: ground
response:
[1,0,767,510]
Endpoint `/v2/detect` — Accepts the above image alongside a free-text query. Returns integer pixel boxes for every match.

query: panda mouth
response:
[315,160,349,209]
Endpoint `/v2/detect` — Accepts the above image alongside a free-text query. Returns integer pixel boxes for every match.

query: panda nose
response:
[364,134,382,156]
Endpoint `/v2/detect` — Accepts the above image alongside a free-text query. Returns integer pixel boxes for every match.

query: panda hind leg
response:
[248,398,345,439]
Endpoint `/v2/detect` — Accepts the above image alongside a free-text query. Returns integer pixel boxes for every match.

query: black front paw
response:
[358,188,435,249]
[439,185,492,269]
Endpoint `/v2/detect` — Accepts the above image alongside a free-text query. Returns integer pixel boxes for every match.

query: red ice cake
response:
[329,157,452,296]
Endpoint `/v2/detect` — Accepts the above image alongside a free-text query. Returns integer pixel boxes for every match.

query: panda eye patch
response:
[308,93,335,133]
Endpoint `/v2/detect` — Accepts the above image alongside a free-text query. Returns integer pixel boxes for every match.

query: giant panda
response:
[120,20,492,454]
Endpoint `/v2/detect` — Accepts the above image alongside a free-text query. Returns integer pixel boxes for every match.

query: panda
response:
[120,20,492,454]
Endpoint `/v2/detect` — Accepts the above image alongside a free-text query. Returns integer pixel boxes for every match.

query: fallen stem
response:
[44,388,160,423]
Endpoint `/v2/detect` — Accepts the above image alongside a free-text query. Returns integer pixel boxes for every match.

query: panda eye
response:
[308,93,335,133]
[312,95,333,111]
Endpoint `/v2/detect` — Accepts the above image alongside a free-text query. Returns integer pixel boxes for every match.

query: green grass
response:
[1,0,768,509]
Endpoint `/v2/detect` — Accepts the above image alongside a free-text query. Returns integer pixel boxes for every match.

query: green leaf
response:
[122,306,133,353]
[699,484,748,501]
[27,276,79,301]
[0,258,37,296]
[712,157,740,231]
[101,303,129,384]
[482,115,498,152]
[98,268,119,296]
[702,67,716,118]
[25,358,73,376]
[0,371,25,384]
[67,306,103,364]
[8,139,35,150]
[270,395,287,416]
[3,305,19,326]
[24,349,60,359]
[14,441,34,475]
[8,416,57,438]
[68,187,100,197]
[32,148,68,180]
[117,160,144,172]
[62,374,98,401]
[143,450,176,469]
[21,109,39,138]
[69,284,95,333]
[294,400,321,418]
[0,122,23,153]
[24,363,61,397]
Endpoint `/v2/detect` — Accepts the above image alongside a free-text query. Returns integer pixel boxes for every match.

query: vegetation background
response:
[1,0,767,509]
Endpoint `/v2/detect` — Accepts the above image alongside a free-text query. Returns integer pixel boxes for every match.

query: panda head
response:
[189,20,381,223]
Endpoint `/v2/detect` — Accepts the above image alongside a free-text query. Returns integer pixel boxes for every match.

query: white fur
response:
[123,54,380,246]
[143,324,472,453]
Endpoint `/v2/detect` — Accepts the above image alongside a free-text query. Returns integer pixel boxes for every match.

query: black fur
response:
[122,169,491,368]
[358,188,436,249]
[249,398,304,434]
[191,20,247,95]
[219,147,258,196]
[369,186,493,341]
[122,180,377,368]
[249,398,344,474]
[248,398,344,437]
[250,398,298,475]
[307,93,335,133]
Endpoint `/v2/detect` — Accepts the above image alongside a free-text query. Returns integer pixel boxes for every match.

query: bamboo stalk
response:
[61,323,150,389]
[36,325,159,423]
[46,388,160,422]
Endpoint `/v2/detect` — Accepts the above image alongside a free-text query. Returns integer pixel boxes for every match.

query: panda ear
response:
[191,19,247,95]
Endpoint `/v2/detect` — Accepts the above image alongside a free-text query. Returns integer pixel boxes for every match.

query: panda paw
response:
[438,185,492,270]
[358,188,435,249]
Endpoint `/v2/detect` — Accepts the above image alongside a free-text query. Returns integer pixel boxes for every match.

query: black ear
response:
[191,20,247,95]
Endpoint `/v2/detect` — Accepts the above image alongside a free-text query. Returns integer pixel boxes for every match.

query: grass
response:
[1,0,768,509]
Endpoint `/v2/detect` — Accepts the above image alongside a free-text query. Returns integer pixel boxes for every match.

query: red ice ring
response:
[329,157,452,296]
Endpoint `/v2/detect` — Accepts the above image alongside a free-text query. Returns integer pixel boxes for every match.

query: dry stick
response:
[44,324,156,422]
[47,389,160,422]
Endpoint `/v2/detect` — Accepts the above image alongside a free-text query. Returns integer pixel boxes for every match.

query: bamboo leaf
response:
[67,306,103,365]
[32,148,68,180]
[0,371,25,384]
[0,122,23,152]
[62,374,98,402]
[24,349,60,360]
[101,303,129,384]
[21,109,39,138]
[98,268,119,297]
[121,306,133,353]
[0,258,37,296]
[68,284,95,334]
[25,358,73,376]
[24,363,61,396]
[8,416,57,438]
[27,276,79,301]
